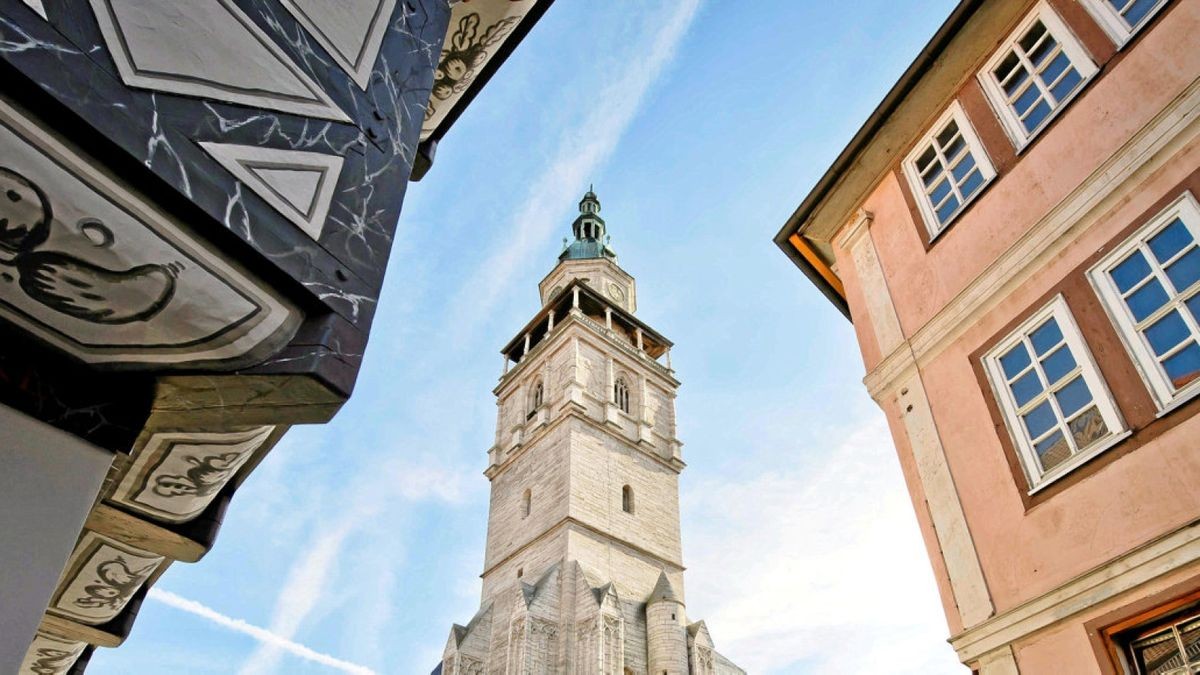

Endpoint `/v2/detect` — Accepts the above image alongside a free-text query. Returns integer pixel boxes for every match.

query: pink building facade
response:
[776,0,1200,672]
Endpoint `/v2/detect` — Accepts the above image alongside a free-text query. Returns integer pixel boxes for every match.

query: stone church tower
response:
[438,191,745,675]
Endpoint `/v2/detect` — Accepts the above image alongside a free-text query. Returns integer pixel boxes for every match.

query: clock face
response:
[607,283,626,303]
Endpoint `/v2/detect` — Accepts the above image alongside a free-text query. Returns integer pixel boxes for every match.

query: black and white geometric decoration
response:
[279,0,397,90]
[200,143,344,242]
[88,0,350,121]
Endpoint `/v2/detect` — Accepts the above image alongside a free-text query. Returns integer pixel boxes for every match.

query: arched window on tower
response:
[527,380,543,420]
[522,488,531,518]
[622,485,634,514]
[613,377,630,414]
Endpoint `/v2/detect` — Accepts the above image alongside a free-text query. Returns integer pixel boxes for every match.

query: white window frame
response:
[983,295,1127,491]
[901,101,997,239]
[1089,192,1200,412]
[1080,0,1169,47]
[978,2,1099,150]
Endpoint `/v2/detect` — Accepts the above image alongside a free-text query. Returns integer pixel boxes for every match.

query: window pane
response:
[929,178,952,205]
[1111,250,1152,293]
[916,147,938,174]
[1179,618,1200,666]
[1121,0,1161,27]
[1041,345,1077,384]
[942,135,966,162]
[1165,248,1200,293]
[935,122,960,150]
[1187,295,1200,325]
[1132,628,1185,675]
[1019,21,1047,54]
[1013,84,1041,116]
[1023,99,1052,132]
[1127,278,1170,322]
[1028,35,1058,67]
[1036,430,1072,471]
[960,169,985,199]
[1011,370,1044,407]
[1001,343,1032,378]
[1148,218,1194,263]
[1163,342,1200,389]
[1023,401,1057,439]
[1003,65,1030,97]
[1069,405,1109,449]
[1055,375,1094,417]
[1030,318,1064,355]
[936,194,961,223]
[995,52,1022,84]
[1145,310,1190,356]
[1041,51,1070,85]
[950,153,977,183]
[1049,67,1082,103]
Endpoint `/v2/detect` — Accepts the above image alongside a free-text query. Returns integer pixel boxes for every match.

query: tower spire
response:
[561,186,616,261]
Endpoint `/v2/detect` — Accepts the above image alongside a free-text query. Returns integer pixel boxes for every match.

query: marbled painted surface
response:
[0,0,451,350]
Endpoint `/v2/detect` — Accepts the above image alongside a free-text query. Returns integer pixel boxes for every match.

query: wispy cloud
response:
[148,589,375,675]
[239,460,470,675]
[682,415,964,674]
[446,0,703,340]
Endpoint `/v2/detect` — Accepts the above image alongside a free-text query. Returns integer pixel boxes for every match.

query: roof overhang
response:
[412,0,555,179]
[772,0,1031,318]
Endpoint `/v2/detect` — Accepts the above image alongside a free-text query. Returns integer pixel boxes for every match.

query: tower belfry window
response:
[528,381,544,419]
[614,377,630,413]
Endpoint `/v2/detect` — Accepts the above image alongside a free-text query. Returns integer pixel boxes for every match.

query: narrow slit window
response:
[902,102,996,238]
[978,3,1097,147]
[983,296,1124,489]
[622,485,634,514]
[522,489,531,518]
[1090,193,1200,409]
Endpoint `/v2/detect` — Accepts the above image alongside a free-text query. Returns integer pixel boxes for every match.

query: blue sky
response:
[91,1,966,673]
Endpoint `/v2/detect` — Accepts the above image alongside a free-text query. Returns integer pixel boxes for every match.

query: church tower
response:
[439,190,743,675]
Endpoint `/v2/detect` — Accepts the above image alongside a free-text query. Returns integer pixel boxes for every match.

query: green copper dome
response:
[560,186,617,261]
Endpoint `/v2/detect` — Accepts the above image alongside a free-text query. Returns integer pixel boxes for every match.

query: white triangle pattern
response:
[280,0,396,89]
[200,143,344,241]
[89,0,349,121]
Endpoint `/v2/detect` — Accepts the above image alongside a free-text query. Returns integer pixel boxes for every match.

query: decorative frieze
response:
[110,426,275,523]
[48,532,163,625]
[18,633,86,675]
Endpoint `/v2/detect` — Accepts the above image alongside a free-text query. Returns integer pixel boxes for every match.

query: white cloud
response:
[239,459,471,675]
[148,588,375,675]
[446,0,703,340]
[682,415,966,674]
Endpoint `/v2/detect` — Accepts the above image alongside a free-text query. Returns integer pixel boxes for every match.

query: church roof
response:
[648,571,681,604]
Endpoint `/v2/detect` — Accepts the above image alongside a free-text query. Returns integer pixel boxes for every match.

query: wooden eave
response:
[499,278,671,360]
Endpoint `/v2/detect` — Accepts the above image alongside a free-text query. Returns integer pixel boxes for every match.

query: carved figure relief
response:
[0,103,297,368]
[50,532,163,625]
[112,426,275,523]
[19,633,86,675]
